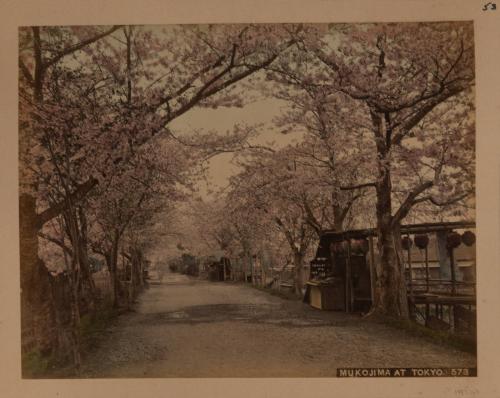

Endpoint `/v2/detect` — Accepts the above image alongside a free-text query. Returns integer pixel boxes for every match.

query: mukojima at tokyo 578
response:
[18,21,476,378]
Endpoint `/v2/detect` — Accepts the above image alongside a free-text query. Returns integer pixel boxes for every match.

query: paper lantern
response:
[330,241,347,254]
[446,232,462,249]
[401,236,413,251]
[461,231,476,246]
[351,238,369,254]
[414,234,429,249]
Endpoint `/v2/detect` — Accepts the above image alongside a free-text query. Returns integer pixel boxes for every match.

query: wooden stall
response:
[305,229,374,313]
[208,257,232,282]
[305,221,476,337]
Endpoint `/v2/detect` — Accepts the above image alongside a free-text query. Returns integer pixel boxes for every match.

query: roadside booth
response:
[208,257,232,281]
[305,221,476,339]
[305,230,374,313]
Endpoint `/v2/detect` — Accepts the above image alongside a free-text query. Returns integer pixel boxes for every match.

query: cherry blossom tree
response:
[19,24,302,359]
[297,22,475,318]
[19,25,122,360]
[86,137,191,306]
[226,147,324,294]
[261,49,377,232]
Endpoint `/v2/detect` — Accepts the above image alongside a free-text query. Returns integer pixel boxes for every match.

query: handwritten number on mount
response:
[483,2,497,10]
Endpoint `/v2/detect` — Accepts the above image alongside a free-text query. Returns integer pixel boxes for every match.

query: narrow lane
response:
[79,273,476,378]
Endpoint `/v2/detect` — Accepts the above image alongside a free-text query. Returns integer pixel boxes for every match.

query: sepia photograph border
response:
[1,0,499,397]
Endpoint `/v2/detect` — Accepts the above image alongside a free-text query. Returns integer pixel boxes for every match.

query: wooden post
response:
[449,248,456,295]
[425,245,429,293]
[130,254,134,304]
[407,234,413,298]
[251,257,255,286]
[262,262,266,288]
[450,305,454,332]
[345,240,352,313]
[437,231,451,280]
[368,236,376,307]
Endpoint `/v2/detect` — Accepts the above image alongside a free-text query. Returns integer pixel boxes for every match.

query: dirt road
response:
[78,273,476,378]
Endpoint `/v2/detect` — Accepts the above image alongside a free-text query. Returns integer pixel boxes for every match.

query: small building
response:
[305,221,476,336]
[208,257,232,281]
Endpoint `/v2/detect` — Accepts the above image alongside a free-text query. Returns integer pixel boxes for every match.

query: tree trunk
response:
[138,251,145,287]
[64,207,96,316]
[293,251,305,296]
[332,202,346,232]
[77,208,96,302]
[373,174,409,319]
[49,273,73,364]
[63,208,85,369]
[68,257,82,370]
[134,249,144,290]
[19,193,58,357]
[128,251,137,307]
[368,110,409,319]
[106,235,121,308]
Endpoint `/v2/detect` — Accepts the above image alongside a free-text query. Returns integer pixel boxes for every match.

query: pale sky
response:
[168,94,302,197]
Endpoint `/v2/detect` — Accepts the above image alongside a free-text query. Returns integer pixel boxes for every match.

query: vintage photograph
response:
[18,22,477,378]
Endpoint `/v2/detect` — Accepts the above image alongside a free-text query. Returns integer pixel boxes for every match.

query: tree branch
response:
[38,232,73,257]
[303,199,322,237]
[340,182,377,191]
[37,177,98,228]
[391,84,470,146]
[413,191,472,207]
[19,58,34,86]
[44,25,123,69]
[339,193,363,225]
[392,180,434,225]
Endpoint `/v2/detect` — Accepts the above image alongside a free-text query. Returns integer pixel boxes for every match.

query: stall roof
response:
[321,221,476,240]
[315,221,476,258]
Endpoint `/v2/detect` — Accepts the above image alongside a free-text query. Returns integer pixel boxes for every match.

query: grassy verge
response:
[22,304,121,378]
[375,315,476,354]
[22,351,52,378]
[252,284,301,301]
[79,305,120,354]
[250,281,475,354]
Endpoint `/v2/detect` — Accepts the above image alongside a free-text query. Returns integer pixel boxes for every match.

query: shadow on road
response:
[135,302,353,328]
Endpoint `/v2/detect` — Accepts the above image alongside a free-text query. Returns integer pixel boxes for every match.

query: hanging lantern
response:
[414,234,429,249]
[330,240,347,254]
[461,231,476,246]
[446,231,462,249]
[401,236,413,251]
[351,238,369,254]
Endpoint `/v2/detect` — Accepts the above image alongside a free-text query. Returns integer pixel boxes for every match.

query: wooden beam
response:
[321,220,476,240]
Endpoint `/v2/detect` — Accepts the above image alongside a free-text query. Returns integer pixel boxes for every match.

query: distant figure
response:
[158,268,164,283]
